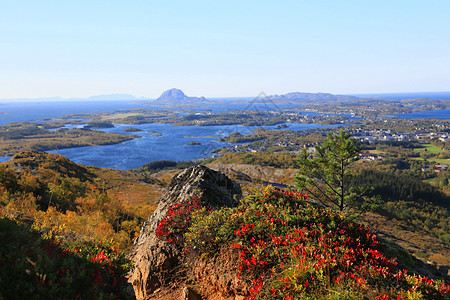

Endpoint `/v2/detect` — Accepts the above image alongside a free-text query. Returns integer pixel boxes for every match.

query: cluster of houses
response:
[350,128,450,143]
[359,153,380,160]
[226,144,267,153]
[422,164,449,173]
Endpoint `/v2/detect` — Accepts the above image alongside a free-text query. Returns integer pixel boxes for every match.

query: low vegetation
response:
[0,151,160,250]
[0,217,132,299]
[156,186,450,299]
[0,151,165,298]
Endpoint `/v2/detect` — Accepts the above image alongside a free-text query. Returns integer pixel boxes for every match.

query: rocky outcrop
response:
[153,88,209,106]
[129,165,242,300]
[156,88,189,102]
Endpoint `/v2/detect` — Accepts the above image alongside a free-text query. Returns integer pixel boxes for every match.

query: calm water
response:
[0,100,143,125]
[1,99,449,169]
[0,115,338,169]
[354,91,450,100]
[47,123,338,170]
[393,108,450,120]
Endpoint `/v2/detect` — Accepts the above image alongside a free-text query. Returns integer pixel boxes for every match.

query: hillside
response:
[0,151,170,299]
[130,166,450,299]
[1,152,450,299]
[0,151,163,248]
[142,158,450,271]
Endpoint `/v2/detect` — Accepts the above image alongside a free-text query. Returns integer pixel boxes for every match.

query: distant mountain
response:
[151,88,209,106]
[268,92,361,103]
[86,94,144,101]
[156,89,189,101]
[1,94,150,102]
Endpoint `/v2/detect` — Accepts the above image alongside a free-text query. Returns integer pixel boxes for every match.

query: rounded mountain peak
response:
[156,88,188,101]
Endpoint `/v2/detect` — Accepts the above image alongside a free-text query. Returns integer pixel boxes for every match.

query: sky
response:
[1,0,450,99]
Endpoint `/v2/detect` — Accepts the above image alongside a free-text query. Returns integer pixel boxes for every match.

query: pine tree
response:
[295,130,367,211]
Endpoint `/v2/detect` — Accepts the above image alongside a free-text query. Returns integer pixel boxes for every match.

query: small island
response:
[187,141,201,145]
[275,124,289,129]
[123,127,143,132]
[83,120,114,129]
[218,132,264,143]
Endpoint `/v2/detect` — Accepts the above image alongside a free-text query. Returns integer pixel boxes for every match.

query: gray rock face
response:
[128,165,242,300]
[156,88,188,101]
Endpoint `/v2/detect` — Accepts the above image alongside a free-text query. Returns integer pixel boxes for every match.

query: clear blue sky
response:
[1,0,449,99]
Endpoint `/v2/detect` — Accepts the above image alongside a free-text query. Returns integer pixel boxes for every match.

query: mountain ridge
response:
[267,91,362,103]
[0,94,149,102]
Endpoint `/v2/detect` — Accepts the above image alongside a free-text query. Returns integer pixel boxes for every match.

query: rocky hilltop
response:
[156,88,189,102]
[129,165,242,299]
[152,88,208,106]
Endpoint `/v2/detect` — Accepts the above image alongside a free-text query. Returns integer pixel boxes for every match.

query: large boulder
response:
[128,165,242,300]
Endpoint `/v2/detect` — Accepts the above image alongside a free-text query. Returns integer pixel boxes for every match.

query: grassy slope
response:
[414,144,444,155]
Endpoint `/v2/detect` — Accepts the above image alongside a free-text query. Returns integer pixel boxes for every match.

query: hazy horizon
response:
[1,1,449,99]
[2,90,450,102]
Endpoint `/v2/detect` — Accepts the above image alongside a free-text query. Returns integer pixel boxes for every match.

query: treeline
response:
[350,169,450,242]
[351,169,449,208]
[375,141,421,149]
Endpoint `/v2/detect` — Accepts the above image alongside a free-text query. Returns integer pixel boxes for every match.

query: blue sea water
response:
[0,100,337,169]
[0,99,339,168]
[42,122,336,170]
[392,108,450,120]
[1,98,449,169]
[353,91,450,100]
[0,100,143,125]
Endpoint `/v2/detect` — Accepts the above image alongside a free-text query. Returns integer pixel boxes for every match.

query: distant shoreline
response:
[352,91,450,100]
